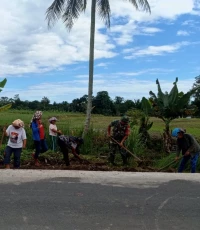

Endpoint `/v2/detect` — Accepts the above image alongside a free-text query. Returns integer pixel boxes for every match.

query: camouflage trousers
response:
[108,140,128,165]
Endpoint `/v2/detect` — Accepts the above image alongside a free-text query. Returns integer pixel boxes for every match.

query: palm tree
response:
[46,0,151,136]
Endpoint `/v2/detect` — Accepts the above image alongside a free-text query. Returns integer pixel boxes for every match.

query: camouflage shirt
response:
[110,120,130,140]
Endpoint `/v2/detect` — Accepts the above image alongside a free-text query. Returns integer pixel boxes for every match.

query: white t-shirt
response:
[6,125,27,148]
[49,124,57,136]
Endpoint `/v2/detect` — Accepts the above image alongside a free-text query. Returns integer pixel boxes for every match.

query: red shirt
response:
[39,124,45,140]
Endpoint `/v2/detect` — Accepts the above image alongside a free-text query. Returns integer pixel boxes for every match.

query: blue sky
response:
[0,0,200,103]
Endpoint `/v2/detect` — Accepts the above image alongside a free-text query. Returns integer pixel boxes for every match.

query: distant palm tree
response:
[46,0,151,136]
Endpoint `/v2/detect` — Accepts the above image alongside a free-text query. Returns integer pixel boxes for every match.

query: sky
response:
[0,0,200,103]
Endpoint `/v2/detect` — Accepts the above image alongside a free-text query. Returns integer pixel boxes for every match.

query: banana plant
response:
[0,78,12,112]
[142,78,198,152]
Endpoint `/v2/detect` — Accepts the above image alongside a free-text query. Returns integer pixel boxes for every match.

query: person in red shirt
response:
[38,119,48,154]
[107,115,130,165]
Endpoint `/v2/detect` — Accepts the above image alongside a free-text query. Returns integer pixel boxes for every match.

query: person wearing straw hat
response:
[172,128,200,173]
[3,119,27,169]
[49,117,62,152]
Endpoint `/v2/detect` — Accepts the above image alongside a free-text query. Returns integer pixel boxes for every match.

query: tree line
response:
[0,75,200,117]
[0,91,142,116]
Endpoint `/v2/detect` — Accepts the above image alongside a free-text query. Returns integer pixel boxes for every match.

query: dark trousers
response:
[40,139,48,153]
[34,140,48,159]
[34,141,41,159]
[57,138,70,166]
[109,142,128,165]
[4,146,22,168]
[178,153,199,173]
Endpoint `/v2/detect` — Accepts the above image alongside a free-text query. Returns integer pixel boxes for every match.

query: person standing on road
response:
[172,128,200,173]
[3,119,27,169]
[107,115,130,165]
[49,117,62,152]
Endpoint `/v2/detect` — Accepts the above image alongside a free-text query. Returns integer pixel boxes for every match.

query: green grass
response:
[1,110,199,134]
[149,117,200,137]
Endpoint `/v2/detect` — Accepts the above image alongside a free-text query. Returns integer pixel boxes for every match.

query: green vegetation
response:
[0,109,200,171]
[142,78,199,152]
[0,78,12,112]
[1,76,200,171]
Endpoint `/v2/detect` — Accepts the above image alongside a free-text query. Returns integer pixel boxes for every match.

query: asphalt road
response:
[0,170,200,230]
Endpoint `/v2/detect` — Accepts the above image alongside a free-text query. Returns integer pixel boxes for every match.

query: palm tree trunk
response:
[163,119,172,153]
[83,0,96,137]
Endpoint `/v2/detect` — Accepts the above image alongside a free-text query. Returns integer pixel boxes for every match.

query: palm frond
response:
[97,0,111,28]
[128,0,151,13]
[62,0,87,30]
[46,0,66,28]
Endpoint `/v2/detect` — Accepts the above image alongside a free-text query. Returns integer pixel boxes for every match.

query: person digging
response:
[172,128,200,173]
[57,134,84,166]
[107,115,130,166]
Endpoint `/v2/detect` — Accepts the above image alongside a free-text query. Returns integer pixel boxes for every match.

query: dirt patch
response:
[0,157,176,172]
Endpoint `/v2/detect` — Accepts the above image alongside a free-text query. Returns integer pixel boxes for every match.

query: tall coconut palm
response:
[46,0,151,136]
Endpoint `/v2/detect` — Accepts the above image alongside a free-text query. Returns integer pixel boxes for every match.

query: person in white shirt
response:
[49,117,61,152]
[3,119,27,169]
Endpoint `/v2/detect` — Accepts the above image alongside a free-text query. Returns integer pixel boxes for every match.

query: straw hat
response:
[12,119,24,128]
[48,117,58,123]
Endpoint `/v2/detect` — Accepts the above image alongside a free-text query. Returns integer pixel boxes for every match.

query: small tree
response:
[142,78,198,152]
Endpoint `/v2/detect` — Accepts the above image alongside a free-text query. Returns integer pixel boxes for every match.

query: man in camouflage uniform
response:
[107,115,130,165]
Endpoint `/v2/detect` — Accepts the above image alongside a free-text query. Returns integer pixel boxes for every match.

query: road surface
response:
[0,170,200,230]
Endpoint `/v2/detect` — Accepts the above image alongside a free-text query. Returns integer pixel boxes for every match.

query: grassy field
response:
[0,110,199,136]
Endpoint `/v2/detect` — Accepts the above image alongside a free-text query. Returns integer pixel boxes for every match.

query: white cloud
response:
[177,30,190,36]
[1,76,194,102]
[141,27,163,33]
[123,41,196,59]
[0,0,198,75]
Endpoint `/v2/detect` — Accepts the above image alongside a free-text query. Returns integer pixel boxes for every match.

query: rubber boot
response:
[34,159,40,167]
[5,164,10,169]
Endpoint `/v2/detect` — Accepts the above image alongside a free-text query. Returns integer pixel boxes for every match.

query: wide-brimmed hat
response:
[48,117,58,123]
[12,119,24,128]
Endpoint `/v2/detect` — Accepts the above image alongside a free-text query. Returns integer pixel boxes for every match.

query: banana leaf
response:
[0,78,7,92]
[0,103,12,112]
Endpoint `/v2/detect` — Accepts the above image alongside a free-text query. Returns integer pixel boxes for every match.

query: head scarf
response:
[12,119,24,128]
[30,111,43,127]
[48,117,58,123]
[31,111,42,122]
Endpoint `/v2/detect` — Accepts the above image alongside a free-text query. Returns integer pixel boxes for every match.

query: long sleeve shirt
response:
[176,133,200,157]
